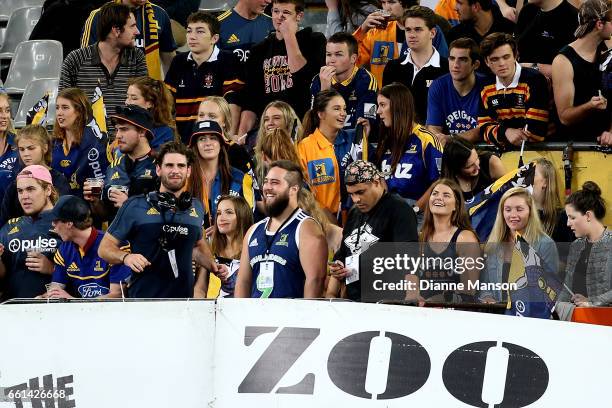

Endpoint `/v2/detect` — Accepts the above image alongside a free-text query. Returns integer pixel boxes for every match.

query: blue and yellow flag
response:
[466,161,536,241]
[505,235,563,319]
[26,93,50,126]
[88,85,107,140]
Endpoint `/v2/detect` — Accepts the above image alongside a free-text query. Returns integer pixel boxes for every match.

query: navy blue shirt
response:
[426,73,485,135]
[0,211,61,299]
[218,9,273,63]
[310,66,379,129]
[0,133,18,207]
[52,228,131,298]
[103,152,158,206]
[107,195,205,298]
[246,208,310,298]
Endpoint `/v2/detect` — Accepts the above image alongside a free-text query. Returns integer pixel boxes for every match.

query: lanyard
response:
[264,208,299,256]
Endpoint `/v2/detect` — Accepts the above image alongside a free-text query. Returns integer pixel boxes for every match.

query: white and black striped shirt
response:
[59,43,148,132]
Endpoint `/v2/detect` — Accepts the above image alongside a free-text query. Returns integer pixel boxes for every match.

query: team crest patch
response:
[275,233,289,247]
[189,208,199,218]
[60,160,71,167]
[371,42,394,65]
[203,74,214,88]
[308,158,335,186]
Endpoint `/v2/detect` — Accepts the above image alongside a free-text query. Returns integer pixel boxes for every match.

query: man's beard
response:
[161,174,187,193]
[265,190,290,217]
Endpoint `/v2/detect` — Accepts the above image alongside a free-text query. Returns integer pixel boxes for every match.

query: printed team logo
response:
[189,208,199,218]
[178,79,186,88]
[491,99,499,106]
[233,48,250,62]
[94,260,104,272]
[60,160,71,168]
[69,173,79,191]
[249,238,258,247]
[308,158,335,186]
[8,226,19,235]
[141,169,153,179]
[426,79,433,87]
[203,74,214,89]
[344,223,379,254]
[348,91,357,101]
[275,233,289,247]
[371,42,394,65]
[78,283,108,298]
[227,34,240,44]
[516,94,525,108]
[363,103,377,119]
[406,144,418,153]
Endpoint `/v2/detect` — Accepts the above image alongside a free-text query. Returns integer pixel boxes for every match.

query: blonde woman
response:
[481,187,559,303]
[1,125,69,224]
[256,101,302,144]
[197,96,252,174]
[532,157,575,243]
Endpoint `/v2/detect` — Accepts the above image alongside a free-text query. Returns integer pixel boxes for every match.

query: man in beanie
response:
[328,160,418,301]
[0,166,61,300]
[41,195,131,299]
[552,0,611,143]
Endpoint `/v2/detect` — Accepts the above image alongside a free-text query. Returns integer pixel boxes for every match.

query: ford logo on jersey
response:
[8,237,58,253]
[78,283,109,298]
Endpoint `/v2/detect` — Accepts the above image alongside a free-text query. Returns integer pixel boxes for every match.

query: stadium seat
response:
[0,6,43,60]
[0,0,43,23]
[3,40,63,94]
[13,78,59,128]
[199,0,229,13]
[0,27,4,49]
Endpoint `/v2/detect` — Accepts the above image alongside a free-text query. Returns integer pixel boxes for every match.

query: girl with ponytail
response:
[297,89,363,223]
[560,182,612,307]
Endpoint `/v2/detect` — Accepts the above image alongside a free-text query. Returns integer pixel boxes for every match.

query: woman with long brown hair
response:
[125,76,176,150]
[373,83,443,218]
[195,195,254,298]
[187,120,254,237]
[406,179,481,303]
[51,88,108,197]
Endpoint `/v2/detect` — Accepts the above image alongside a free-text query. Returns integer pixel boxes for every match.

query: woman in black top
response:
[406,179,481,305]
[441,138,506,201]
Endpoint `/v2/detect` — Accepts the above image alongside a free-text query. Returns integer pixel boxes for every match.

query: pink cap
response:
[17,165,53,184]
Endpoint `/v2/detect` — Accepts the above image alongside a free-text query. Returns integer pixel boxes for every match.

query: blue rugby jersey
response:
[310,66,378,129]
[217,9,273,63]
[0,211,61,299]
[103,152,158,205]
[51,126,108,197]
[52,229,131,298]
[0,132,18,207]
[107,195,205,298]
[379,125,443,201]
[246,208,311,298]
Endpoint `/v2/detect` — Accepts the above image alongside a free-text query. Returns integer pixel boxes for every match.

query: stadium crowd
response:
[0,0,610,319]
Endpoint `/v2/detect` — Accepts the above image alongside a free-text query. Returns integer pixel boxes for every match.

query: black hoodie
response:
[242,27,326,118]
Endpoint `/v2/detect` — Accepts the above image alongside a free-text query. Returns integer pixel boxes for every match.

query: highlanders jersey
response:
[107,195,205,298]
[246,208,311,298]
[478,63,549,147]
[103,151,158,206]
[52,229,131,298]
[310,66,378,129]
[51,126,108,197]
[379,125,443,201]
[164,48,244,142]
[217,9,273,63]
[0,133,18,209]
[0,211,61,299]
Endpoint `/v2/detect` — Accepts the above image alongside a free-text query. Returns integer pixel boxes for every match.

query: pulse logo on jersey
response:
[87,147,104,179]
[8,237,59,253]
[78,283,109,298]
[162,225,189,236]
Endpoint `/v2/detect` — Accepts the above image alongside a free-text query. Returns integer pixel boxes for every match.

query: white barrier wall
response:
[0,299,611,407]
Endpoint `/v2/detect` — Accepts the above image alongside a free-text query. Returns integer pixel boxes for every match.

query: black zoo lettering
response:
[443,341,549,407]
[238,327,320,394]
[327,331,430,399]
